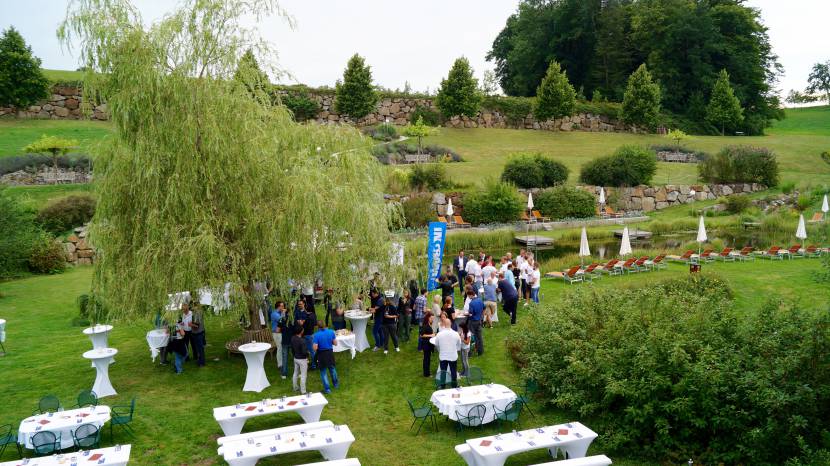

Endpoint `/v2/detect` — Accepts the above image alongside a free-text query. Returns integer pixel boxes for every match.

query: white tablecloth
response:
[165,291,191,311]
[146,328,169,362]
[344,311,371,353]
[238,342,271,393]
[83,325,113,349]
[213,393,328,436]
[431,384,516,425]
[0,445,131,466]
[18,406,112,450]
[82,348,118,398]
[199,283,232,312]
[218,422,354,466]
[333,333,356,359]
[460,422,598,466]
[0,318,6,345]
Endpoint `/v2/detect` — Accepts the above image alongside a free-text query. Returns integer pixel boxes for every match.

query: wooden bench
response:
[225,328,276,359]
[404,153,432,164]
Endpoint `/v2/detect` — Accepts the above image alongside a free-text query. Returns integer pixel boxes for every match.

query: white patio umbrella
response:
[619,226,632,257]
[599,187,606,205]
[446,198,454,217]
[697,216,708,256]
[796,213,807,241]
[822,194,829,214]
[527,192,534,211]
[579,227,591,266]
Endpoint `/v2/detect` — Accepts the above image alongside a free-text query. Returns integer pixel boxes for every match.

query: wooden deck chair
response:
[604,206,623,218]
[581,262,602,280]
[452,215,471,228]
[645,254,667,271]
[532,210,550,222]
[718,248,735,262]
[699,249,716,263]
[633,256,650,272]
[808,212,824,224]
[802,245,822,258]
[437,216,448,223]
[735,246,755,261]
[562,266,583,284]
[786,244,801,258]
[668,250,694,262]
[619,258,637,273]
[757,246,782,260]
[520,211,531,223]
[597,259,620,275]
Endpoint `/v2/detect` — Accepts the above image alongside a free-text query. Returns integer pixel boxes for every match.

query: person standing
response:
[466,288,484,356]
[398,290,412,343]
[277,307,291,379]
[465,257,482,295]
[419,312,436,377]
[312,320,339,394]
[170,323,188,374]
[190,303,206,367]
[482,257,497,284]
[323,288,335,327]
[413,288,427,327]
[439,275,455,307]
[382,294,400,354]
[498,272,519,325]
[483,278,498,328]
[181,303,194,360]
[458,321,471,378]
[454,250,468,289]
[505,263,517,291]
[370,289,385,352]
[530,262,542,304]
[270,301,285,372]
[291,325,309,394]
[302,302,318,369]
[331,303,347,331]
[430,318,462,388]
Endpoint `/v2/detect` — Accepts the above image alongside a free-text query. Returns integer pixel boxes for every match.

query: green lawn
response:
[0,119,111,157]
[769,105,830,136]
[42,69,85,83]
[4,184,94,209]
[1,258,825,465]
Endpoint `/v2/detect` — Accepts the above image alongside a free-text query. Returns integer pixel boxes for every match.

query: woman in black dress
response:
[418,311,436,377]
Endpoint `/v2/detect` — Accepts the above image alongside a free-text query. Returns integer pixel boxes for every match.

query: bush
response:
[535,186,595,220]
[409,164,447,191]
[372,142,461,165]
[0,153,92,176]
[461,179,522,225]
[76,293,109,325]
[509,275,830,465]
[0,188,40,278]
[722,194,751,214]
[279,91,320,122]
[481,95,533,126]
[363,123,398,142]
[409,105,441,126]
[401,195,434,228]
[698,145,779,187]
[501,153,569,189]
[36,194,96,235]
[28,236,65,274]
[579,145,657,186]
[780,180,796,195]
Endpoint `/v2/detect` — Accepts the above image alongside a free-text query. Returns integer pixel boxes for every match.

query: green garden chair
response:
[0,424,22,459]
[494,399,524,429]
[110,397,136,441]
[35,395,62,415]
[434,370,449,390]
[516,379,539,418]
[405,396,437,435]
[73,390,98,409]
[455,404,486,434]
[72,423,101,450]
[31,431,61,456]
[465,367,490,386]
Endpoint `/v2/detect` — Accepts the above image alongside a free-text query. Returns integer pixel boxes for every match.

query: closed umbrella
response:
[619,227,632,257]
[796,213,807,241]
[696,216,708,257]
[527,192,534,211]
[579,227,591,266]
[599,187,606,205]
[822,194,829,214]
[446,198,454,217]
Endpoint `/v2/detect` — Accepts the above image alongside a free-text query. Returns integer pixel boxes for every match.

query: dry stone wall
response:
[63,225,95,266]
[0,85,108,120]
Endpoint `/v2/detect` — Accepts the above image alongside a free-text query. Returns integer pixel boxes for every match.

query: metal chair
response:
[74,390,98,409]
[35,395,62,415]
[434,370,449,390]
[31,431,61,456]
[72,423,101,450]
[494,399,524,429]
[455,404,486,434]
[405,396,437,435]
[465,367,489,386]
[0,424,22,459]
[516,379,539,417]
[110,397,136,441]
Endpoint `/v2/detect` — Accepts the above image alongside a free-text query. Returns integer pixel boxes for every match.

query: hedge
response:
[579,145,657,186]
[535,186,595,220]
[501,153,568,189]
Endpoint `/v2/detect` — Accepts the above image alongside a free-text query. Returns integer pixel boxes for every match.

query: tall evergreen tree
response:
[621,63,661,131]
[233,49,270,95]
[534,60,576,121]
[436,57,482,118]
[706,69,743,136]
[334,54,378,120]
[0,27,49,109]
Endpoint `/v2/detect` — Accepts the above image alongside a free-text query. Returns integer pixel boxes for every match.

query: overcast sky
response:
[1,0,826,98]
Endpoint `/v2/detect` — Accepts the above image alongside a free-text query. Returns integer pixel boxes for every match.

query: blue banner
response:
[426,221,447,291]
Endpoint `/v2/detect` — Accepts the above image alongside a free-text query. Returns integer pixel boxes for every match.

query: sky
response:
[0,0,827,98]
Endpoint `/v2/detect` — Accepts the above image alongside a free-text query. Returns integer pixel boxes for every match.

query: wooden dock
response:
[613,229,652,239]
[515,235,554,246]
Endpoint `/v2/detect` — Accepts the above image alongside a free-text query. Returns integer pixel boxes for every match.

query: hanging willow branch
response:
[59,0,401,322]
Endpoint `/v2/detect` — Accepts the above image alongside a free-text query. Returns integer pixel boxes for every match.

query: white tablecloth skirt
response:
[333,334,357,359]
[146,329,169,361]
[431,384,516,425]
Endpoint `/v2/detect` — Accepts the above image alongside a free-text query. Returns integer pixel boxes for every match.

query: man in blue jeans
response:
[312,320,339,394]
[466,288,485,356]
[369,289,385,351]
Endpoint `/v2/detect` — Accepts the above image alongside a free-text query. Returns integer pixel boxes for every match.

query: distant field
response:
[769,105,830,136]
[0,119,111,157]
[42,68,85,83]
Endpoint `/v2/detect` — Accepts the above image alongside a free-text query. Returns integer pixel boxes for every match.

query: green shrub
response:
[409,164,447,191]
[385,168,410,194]
[0,188,40,278]
[279,91,320,122]
[36,194,96,235]
[698,145,779,187]
[27,236,65,274]
[76,293,109,325]
[780,180,796,195]
[579,145,657,186]
[501,153,568,189]
[363,123,398,142]
[722,194,751,214]
[535,186,595,220]
[481,95,533,126]
[401,194,434,228]
[409,105,441,126]
[461,179,522,225]
[509,275,830,464]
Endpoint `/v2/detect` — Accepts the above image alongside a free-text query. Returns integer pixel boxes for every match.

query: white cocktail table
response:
[18,406,112,451]
[238,342,271,393]
[333,333,356,359]
[431,384,516,425]
[84,324,114,366]
[344,311,371,353]
[145,328,169,362]
[213,392,328,436]
[217,422,354,466]
[82,348,118,398]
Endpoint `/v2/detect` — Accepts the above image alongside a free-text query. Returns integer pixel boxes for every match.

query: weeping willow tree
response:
[59,0,401,325]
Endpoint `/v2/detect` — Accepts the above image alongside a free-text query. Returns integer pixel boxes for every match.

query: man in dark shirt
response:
[382,296,400,354]
[467,289,485,356]
[439,275,455,306]
[498,273,519,325]
[276,305,291,379]
[303,306,318,369]
[370,289,385,351]
[291,326,309,394]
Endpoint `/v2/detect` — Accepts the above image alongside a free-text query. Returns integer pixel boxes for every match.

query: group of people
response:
[157,302,206,374]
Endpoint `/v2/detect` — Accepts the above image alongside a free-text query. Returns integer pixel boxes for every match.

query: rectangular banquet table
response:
[430,384,516,424]
[0,445,131,466]
[457,421,598,466]
[213,393,328,436]
[217,422,354,466]
[295,460,361,466]
[18,406,112,450]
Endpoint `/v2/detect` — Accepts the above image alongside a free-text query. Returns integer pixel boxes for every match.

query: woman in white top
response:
[430,295,442,334]
[530,262,542,304]
[458,321,471,377]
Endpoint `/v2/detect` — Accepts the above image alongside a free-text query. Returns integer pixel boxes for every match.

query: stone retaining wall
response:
[63,225,95,266]
[0,85,108,120]
[0,168,92,186]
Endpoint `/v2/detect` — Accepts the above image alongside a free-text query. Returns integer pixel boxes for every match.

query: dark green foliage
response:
[805,61,830,105]
[401,195,434,228]
[579,145,657,186]
[722,194,751,214]
[335,54,379,119]
[0,153,92,176]
[0,27,49,109]
[620,64,661,130]
[409,105,441,126]
[279,91,320,122]
[0,187,40,278]
[36,194,96,235]
[509,274,830,464]
[698,145,779,187]
[461,179,522,225]
[534,60,576,121]
[535,186,595,220]
[233,49,270,95]
[481,95,533,126]
[28,237,66,274]
[76,293,110,324]
[501,153,568,189]
[707,69,744,135]
[436,57,482,118]
[409,164,447,191]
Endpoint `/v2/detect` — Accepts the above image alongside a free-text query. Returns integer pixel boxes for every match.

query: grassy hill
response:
[769,105,830,136]
[0,119,111,157]
[42,68,85,84]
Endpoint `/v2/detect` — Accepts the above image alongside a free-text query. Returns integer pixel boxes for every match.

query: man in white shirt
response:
[482,257,497,282]
[430,320,462,388]
[465,258,482,295]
